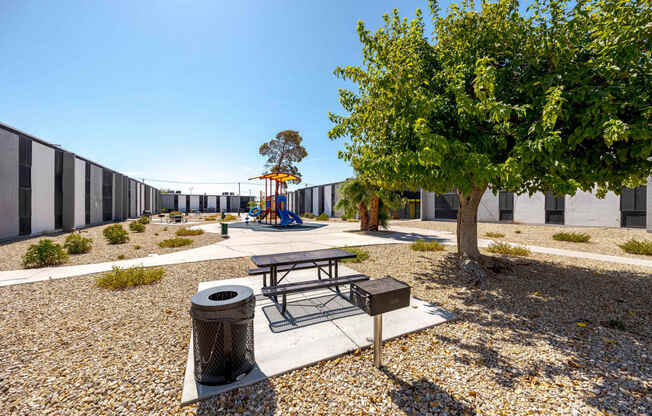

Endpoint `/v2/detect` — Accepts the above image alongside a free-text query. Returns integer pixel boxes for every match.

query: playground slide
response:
[277,209,303,226]
[286,210,303,224]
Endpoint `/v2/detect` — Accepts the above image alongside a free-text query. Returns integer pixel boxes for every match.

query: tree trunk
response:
[456,184,488,260]
[368,195,380,231]
[359,202,369,231]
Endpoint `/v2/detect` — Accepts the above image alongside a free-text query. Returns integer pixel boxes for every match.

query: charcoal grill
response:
[351,277,411,367]
[190,285,256,385]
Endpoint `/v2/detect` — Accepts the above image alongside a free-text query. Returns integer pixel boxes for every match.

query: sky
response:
[0,0,439,195]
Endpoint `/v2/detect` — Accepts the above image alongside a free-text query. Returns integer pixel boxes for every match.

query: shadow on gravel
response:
[196,378,276,415]
[381,367,476,415]
[347,229,454,244]
[411,253,651,415]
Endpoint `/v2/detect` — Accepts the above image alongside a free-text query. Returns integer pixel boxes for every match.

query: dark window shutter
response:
[634,186,646,211]
[621,188,635,211]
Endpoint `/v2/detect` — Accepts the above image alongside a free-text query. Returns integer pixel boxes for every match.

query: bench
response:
[262,274,370,314]
[248,261,332,287]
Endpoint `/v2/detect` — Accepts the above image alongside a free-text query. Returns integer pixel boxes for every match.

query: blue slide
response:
[276,195,303,226]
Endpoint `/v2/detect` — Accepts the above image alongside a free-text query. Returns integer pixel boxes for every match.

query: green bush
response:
[341,214,349,221]
[204,216,217,221]
[219,214,238,222]
[138,216,150,225]
[168,211,183,217]
[103,224,129,244]
[134,245,141,250]
[64,233,92,254]
[340,247,370,263]
[316,212,329,221]
[485,232,505,238]
[158,237,193,248]
[514,230,522,234]
[410,240,445,252]
[619,239,652,255]
[487,242,530,256]
[23,239,68,268]
[176,227,204,236]
[129,222,146,233]
[96,266,165,290]
[302,212,315,219]
[163,227,168,231]
[553,232,591,243]
[117,254,126,260]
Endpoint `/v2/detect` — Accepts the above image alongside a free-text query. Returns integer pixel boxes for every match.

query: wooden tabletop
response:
[250,248,356,267]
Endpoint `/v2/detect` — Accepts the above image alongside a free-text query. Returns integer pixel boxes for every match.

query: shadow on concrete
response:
[408,253,651,414]
[346,229,455,244]
[196,377,276,415]
[381,367,476,415]
[228,221,327,232]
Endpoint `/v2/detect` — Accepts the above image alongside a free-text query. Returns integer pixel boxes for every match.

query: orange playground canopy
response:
[249,172,298,183]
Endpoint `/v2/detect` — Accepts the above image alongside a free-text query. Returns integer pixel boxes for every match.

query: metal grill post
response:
[373,314,382,368]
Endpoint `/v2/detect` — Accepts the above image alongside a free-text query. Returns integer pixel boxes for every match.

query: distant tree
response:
[329,0,651,266]
[259,130,308,184]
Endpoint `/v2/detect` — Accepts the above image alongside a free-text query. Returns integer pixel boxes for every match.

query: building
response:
[160,193,255,213]
[0,123,160,241]
[288,179,649,230]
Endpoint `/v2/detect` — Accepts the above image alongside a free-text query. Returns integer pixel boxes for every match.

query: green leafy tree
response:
[259,130,308,184]
[329,0,651,263]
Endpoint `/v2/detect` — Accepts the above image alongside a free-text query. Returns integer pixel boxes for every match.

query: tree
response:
[259,130,308,184]
[329,0,651,264]
[336,177,404,231]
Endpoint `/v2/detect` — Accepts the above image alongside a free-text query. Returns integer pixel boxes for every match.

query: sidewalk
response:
[1,222,649,287]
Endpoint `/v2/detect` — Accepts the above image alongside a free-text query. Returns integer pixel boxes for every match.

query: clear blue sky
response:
[0,0,438,195]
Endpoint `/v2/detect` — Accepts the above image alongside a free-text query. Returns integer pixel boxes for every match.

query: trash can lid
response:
[191,285,254,311]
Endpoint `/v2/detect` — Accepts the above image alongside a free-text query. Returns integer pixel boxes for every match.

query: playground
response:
[245,173,305,228]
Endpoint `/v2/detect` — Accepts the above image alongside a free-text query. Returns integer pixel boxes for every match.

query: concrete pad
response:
[181,267,454,405]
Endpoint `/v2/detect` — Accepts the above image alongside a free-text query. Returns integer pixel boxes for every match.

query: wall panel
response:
[566,191,619,227]
[30,141,55,234]
[190,195,199,210]
[62,152,75,231]
[514,192,546,224]
[312,187,319,215]
[208,196,217,210]
[648,177,652,233]
[0,129,19,239]
[73,158,86,228]
[90,164,103,224]
[324,185,332,216]
[478,189,499,222]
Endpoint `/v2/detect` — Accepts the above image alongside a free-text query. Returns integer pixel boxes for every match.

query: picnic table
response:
[250,248,368,312]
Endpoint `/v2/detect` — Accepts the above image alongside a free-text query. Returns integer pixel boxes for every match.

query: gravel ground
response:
[0,245,649,415]
[392,220,652,259]
[0,218,224,271]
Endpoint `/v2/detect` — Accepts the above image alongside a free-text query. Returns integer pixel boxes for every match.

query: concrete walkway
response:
[1,222,650,287]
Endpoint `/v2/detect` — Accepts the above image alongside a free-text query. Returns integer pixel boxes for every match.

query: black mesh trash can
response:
[190,285,255,385]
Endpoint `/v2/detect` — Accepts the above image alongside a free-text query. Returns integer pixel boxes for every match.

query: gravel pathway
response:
[0,220,223,271]
[1,245,649,415]
[396,220,652,259]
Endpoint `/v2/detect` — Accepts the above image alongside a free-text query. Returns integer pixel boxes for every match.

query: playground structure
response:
[248,173,303,227]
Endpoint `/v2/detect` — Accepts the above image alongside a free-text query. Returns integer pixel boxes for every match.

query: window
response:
[435,192,458,220]
[174,195,179,211]
[85,164,91,225]
[545,191,565,224]
[186,195,190,212]
[621,186,646,228]
[102,170,113,222]
[499,191,514,221]
[19,136,32,235]
[54,150,63,229]
[319,186,325,214]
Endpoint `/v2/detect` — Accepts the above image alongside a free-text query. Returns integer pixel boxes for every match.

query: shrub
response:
[302,212,315,219]
[158,237,192,248]
[23,239,68,268]
[619,239,652,255]
[117,254,126,260]
[176,227,204,236]
[410,239,445,252]
[204,215,217,221]
[163,227,168,231]
[341,214,349,221]
[485,232,505,238]
[168,211,182,217]
[134,245,141,250]
[340,247,370,263]
[96,266,165,290]
[138,216,150,225]
[487,242,530,256]
[64,233,93,254]
[553,232,590,243]
[219,214,238,222]
[316,212,329,221]
[103,224,129,244]
[129,222,146,233]
[514,230,522,234]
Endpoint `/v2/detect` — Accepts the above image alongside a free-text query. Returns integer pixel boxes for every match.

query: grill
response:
[190,285,256,385]
[351,277,411,368]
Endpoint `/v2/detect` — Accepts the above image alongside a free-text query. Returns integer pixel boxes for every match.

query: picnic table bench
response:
[250,248,370,314]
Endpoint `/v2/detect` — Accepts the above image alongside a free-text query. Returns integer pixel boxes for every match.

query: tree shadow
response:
[409,253,651,415]
[381,367,476,415]
[196,378,276,415]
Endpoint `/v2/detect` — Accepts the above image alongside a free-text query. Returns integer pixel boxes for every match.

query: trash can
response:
[190,285,256,385]
[221,222,228,237]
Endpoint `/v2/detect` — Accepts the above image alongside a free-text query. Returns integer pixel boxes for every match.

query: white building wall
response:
[420,190,435,220]
[74,158,86,228]
[514,192,546,224]
[90,165,103,224]
[565,190,620,227]
[324,185,332,216]
[208,196,217,210]
[140,184,145,215]
[312,187,319,215]
[648,177,651,233]
[178,195,187,212]
[30,141,55,234]
[478,189,499,222]
[190,195,199,210]
[220,196,227,212]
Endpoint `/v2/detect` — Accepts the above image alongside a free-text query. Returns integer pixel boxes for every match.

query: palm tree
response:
[336,178,403,231]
